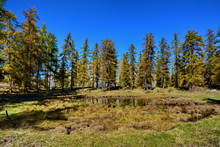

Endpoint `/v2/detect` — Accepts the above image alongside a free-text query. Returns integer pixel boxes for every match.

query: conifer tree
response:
[39,24,59,91]
[128,44,136,89]
[182,30,205,90]
[78,38,89,90]
[91,43,100,88]
[139,33,156,90]
[208,28,220,88]
[58,53,68,92]
[100,39,117,89]
[1,9,17,92]
[204,29,219,88]
[20,7,40,93]
[62,33,78,89]
[136,52,144,87]
[171,32,181,88]
[156,38,170,88]
[119,52,131,88]
[60,33,77,90]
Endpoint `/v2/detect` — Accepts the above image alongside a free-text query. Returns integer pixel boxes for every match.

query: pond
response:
[84,97,158,107]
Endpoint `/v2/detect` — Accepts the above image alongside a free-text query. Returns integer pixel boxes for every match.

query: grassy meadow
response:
[0,85,220,146]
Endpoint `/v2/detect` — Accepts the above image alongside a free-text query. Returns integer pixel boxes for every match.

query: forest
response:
[1,0,220,146]
[1,3,220,93]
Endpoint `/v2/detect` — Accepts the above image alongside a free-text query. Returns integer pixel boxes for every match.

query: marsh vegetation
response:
[1,86,220,146]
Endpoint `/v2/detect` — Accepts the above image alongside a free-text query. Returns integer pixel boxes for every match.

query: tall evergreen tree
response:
[119,52,131,88]
[156,37,171,88]
[78,38,89,90]
[139,33,156,90]
[62,33,78,89]
[128,44,136,89]
[1,9,17,92]
[39,24,59,91]
[100,39,117,89]
[58,53,68,92]
[20,7,40,93]
[182,30,205,90]
[171,32,181,88]
[91,43,100,88]
[204,29,219,88]
[136,52,144,87]
[208,28,220,88]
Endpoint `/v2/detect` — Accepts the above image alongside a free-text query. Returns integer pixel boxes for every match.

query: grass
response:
[0,87,220,146]
[1,116,220,146]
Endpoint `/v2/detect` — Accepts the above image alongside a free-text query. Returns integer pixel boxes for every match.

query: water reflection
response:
[85,97,156,107]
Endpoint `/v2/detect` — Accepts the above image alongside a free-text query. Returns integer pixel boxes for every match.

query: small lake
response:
[85,97,157,107]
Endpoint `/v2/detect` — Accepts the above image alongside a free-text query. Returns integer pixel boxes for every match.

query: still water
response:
[85,97,157,107]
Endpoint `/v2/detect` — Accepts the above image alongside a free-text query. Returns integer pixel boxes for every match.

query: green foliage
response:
[156,37,171,88]
[171,32,181,88]
[119,52,131,88]
[138,33,156,90]
[39,24,59,91]
[17,7,40,92]
[128,44,136,89]
[181,30,205,90]
[91,43,100,88]
[78,38,90,90]
[100,39,117,88]
[204,28,220,88]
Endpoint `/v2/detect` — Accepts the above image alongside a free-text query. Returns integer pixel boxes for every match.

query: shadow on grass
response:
[206,98,220,104]
[0,104,80,130]
[0,88,81,104]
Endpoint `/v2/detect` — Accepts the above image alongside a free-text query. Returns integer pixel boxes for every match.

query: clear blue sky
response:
[5,0,220,59]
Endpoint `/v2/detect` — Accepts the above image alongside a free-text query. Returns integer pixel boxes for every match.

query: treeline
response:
[0,4,220,93]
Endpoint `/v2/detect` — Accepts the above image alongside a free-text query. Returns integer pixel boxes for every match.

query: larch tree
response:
[182,30,205,90]
[139,33,156,90]
[119,52,131,88]
[100,39,117,89]
[20,7,40,93]
[1,7,17,92]
[91,43,100,88]
[128,44,136,89]
[78,38,90,90]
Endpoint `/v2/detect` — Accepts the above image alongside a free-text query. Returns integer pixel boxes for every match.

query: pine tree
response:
[182,30,205,90]
[78,38,89,90]
[139,33,156,90]
[128,44,136,89]
[119,52,131,88]
[91,43,100,88]
[100,39,117,89]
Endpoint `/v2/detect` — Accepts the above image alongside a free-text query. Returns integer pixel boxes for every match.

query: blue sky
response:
[5,0,220,59]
